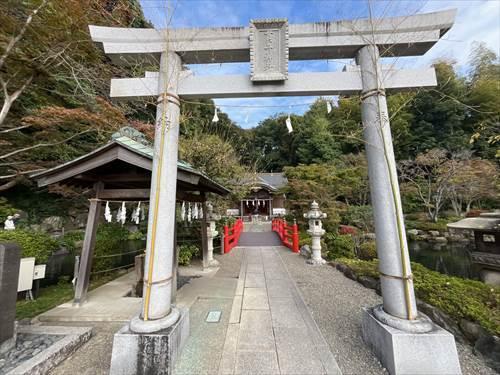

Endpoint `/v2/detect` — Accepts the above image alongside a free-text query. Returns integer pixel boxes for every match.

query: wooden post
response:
[292,221,299,253]
[74,181,103,305]
[201,194,209,268]
[220,229,225,255]
[223,225,229,254]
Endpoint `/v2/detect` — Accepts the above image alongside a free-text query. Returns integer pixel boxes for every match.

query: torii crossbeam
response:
[89,10,462,375]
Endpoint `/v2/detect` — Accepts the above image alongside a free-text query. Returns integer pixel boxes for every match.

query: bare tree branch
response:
[0,0,48,70]
[0,129,92,160]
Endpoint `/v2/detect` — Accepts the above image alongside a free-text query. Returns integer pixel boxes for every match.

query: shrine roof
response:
[257,173,287,190]
[31,128,230,196]
[447,213,500,232]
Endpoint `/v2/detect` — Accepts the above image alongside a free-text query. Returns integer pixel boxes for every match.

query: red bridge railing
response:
[223,218,243,253]
[272,218,299,253]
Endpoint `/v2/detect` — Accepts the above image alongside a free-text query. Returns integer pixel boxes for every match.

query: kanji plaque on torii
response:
[249,19,288,81]
[88,10,462,375]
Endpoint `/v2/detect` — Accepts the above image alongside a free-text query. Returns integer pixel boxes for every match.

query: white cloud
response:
[140,0,499,128]
[419,1,500,68]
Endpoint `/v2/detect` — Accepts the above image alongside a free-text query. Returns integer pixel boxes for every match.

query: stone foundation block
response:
[362,307,461,375]
[109,307,189,375]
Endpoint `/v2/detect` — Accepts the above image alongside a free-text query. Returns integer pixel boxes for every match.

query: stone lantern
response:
[303,201,327,265]
[206,203,220,267]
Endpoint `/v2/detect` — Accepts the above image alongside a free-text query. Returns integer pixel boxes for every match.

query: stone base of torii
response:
[89,10,462,375]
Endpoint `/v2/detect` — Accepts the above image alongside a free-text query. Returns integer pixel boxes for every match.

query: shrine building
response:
[229,172,287,220]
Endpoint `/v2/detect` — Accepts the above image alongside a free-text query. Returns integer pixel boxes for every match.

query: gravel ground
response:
[277,248,496,375]
[214,246,244,279]
[47,322,123,375]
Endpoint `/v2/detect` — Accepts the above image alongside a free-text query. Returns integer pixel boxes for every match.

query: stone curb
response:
[6,325,92,375]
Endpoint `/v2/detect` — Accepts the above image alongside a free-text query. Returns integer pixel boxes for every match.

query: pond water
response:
[408,240,481,280]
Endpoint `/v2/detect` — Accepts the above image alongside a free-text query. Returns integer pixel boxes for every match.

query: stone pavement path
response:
[219,246,341,375]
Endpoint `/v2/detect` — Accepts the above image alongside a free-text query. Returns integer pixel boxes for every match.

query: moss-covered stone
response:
[335,257,500,336]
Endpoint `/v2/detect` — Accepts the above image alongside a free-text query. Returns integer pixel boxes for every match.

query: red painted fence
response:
[223,218,243,253]
[272,218,299,253]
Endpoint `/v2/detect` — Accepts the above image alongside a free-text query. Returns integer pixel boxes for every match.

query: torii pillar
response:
[109,51,189,375]
[357,45,461,375]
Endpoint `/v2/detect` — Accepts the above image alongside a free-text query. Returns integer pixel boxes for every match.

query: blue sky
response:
[139,0,500,128]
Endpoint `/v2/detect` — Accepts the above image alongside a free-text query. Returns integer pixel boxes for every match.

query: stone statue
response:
[4,216,15,231]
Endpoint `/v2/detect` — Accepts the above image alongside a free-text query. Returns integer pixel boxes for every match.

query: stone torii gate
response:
[90,10,461,375]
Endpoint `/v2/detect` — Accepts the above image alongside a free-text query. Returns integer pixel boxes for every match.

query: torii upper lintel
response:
[89,9,456,65]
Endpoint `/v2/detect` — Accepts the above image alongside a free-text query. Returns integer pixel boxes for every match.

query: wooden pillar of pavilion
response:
[74,181,103,305]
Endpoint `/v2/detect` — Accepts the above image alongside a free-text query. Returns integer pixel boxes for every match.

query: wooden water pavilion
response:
[32,127,230,305]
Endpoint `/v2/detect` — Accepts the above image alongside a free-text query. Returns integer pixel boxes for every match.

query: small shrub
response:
[92,223,129,273]
[0,229,59,263]
[465,209,486,218]
[342,205,373,232]
[127,231,146,241]
[298,231,311,247]
[58,230,84,254]
[178,244,200,266]
[324,233,355,260]
[405,219,450,232]
[358,241,377,260]
[0,197,17,221]
[339,225,358,235]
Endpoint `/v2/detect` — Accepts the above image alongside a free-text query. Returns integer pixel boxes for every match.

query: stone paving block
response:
[237,327,275,351]
[219,324,239,375]
[245,253,263,265]
[246,263,264,274]
[235,279,244,296]
[274,327,326,375]
[269,298,306,329]
[245,272,266,288]
[267,279,294,298]
[229,295,243,324]
[235,350,280,375]
[264,269,289,280]
[239,310,272,330]
[242,288,269,310]
[238,310,274,351]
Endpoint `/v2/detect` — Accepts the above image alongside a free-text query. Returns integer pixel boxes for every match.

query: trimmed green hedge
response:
[405,218,458,232]
[0,229,59,263]
[336,258,500,336]
[324,233,355,260]
[358,241,377,260]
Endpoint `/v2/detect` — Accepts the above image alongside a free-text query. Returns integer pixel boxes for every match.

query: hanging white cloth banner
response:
[132,202,141,225]
[199,204,203,219]
[181,201,186,221]
[193,203,199,220]
[141,205,146,221]
[104,201,112,223]
[119,202,127,225]
[326,100,332,113]
[285,115,293,133]
[212,106,219,123]
[116,206,122,223]
[187,203,192,223]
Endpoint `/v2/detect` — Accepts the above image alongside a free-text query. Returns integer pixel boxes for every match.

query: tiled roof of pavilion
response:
[32,127,230,196]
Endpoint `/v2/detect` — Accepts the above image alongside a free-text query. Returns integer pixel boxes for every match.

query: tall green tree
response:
[466,43,500,159]
[408,61,468,155]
